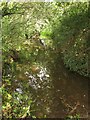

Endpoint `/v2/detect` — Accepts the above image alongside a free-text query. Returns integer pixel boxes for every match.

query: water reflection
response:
[13,53,89,118]
[30,55,88,118]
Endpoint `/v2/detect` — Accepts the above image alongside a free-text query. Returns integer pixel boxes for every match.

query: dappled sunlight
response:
[2,2,89,119]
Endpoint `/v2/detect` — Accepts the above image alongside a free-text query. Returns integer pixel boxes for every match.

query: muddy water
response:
[21,52,89,118]
[15,51,89,118]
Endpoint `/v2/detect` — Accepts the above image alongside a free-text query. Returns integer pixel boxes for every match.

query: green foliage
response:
[65,114,80,120]
[50,2,90,77]
[2,2,57,118]
[41,26,52,38]
[2,2,89,118]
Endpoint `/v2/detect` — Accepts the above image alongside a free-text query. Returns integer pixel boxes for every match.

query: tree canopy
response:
[1,2,90,119]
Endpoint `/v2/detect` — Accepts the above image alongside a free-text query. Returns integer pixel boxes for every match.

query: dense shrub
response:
[50,2,90,77]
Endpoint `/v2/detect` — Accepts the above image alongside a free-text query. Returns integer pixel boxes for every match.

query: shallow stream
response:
[15,50,89,118]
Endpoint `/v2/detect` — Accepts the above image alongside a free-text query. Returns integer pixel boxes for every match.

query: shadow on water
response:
[13,50,89,118]
[22,50,88,118]
[47,52,88,118]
